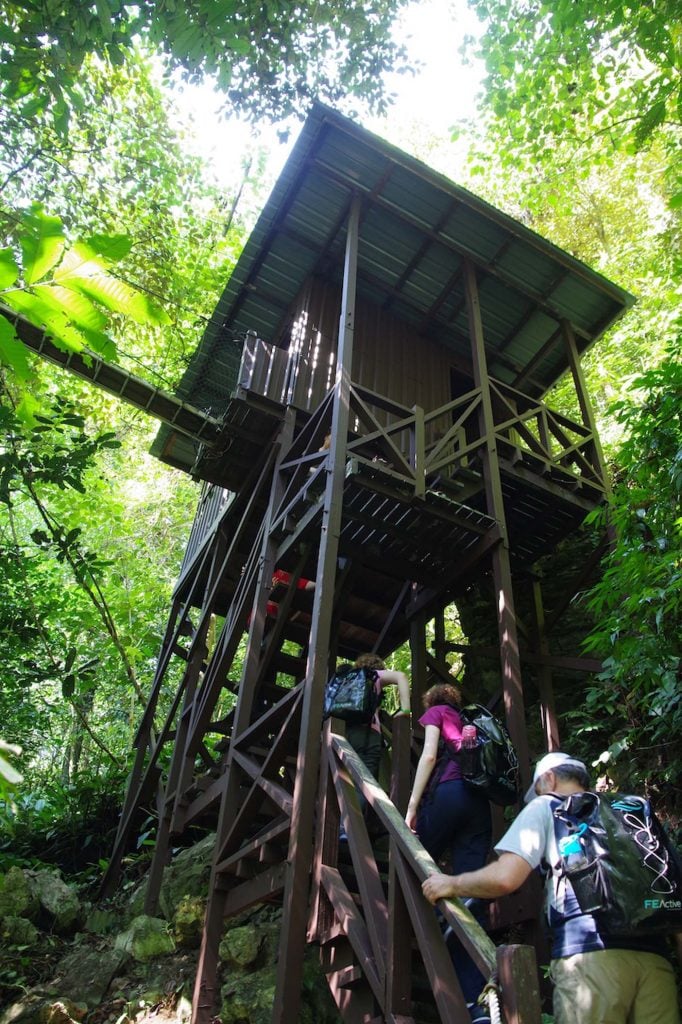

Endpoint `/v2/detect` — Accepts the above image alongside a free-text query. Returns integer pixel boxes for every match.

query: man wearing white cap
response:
[422,752,681,1023]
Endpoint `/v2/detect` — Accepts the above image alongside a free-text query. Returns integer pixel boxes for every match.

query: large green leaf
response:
[2,289,86,353]
[0,248,20,289]
[0,751,23,787]
[19,205,66,284]
[79,326,118,360]
[33,283,108,331]
[64,273,171,326]
[53,241,108,282]
[85,233,133,261]
[0,314,31,380]
[15,390,43,428]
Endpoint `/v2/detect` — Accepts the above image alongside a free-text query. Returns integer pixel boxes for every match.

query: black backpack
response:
[439,703,520,807]
[322,665,380,724]
[551,790,682,935]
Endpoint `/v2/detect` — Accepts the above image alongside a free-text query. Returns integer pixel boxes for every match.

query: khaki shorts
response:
[551,948,680,1024]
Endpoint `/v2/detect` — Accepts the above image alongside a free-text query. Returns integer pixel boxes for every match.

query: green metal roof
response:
[152,103,634,472]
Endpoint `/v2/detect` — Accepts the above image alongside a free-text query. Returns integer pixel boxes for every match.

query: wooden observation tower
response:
[80,105,632,1021]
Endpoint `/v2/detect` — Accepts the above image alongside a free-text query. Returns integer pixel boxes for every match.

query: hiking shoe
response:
[468,1005,491,1024]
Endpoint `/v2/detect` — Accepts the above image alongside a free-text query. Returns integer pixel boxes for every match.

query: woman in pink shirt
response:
[405,683,492,1024]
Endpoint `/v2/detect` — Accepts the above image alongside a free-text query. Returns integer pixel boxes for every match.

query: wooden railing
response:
[309,716,543,1022]
[235,333,605,497]
[180,370,606,575]
[178,480,232,581]
[344,380,605,496]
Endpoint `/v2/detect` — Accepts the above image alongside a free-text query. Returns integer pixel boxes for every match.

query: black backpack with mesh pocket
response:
[322,665,380,724]
[551,790,682,935]
[438,702,520,807]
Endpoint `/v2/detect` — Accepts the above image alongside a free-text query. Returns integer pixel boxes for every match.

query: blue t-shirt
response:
[418,703,464,783]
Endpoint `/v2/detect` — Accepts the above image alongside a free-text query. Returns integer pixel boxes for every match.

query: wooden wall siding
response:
[279,275,455,445]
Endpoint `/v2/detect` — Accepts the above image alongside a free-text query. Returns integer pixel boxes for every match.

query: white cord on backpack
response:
[621,809,675,895]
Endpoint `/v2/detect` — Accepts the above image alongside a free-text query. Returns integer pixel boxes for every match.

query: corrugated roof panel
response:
[286,171,348,243]
[550,275,614,332]
[496,240,566,297]
[380,165,456,231]
[315,128,388,190]
[259,240,315,296]
[360,209,424,289]
[153,104,635,473]
[442,205,509,263]
[509,311,560,359]
[401,242,460,305]
[230,299,280,339]
[479,278,529,339]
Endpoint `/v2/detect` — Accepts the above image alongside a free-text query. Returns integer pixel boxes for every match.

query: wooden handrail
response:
[311,726,543,1022]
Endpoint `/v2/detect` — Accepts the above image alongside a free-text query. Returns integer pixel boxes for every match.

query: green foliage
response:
[577,329,682,800]
[0,0,410,126]
[0,398,121,503]
[0,51,234,812]
[0,204,172,378]
[0,740,23,801]
[0,53,252,397]
[464,0,681,205]
[0,768,127,874]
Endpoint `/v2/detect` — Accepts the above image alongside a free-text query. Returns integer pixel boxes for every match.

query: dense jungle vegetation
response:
[0,0,680,905]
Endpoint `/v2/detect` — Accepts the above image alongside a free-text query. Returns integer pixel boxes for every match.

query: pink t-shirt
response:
[419,704,465,783]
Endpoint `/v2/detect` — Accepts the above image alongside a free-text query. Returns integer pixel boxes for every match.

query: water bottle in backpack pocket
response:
[557,823,610,915]
[459,723,479,777]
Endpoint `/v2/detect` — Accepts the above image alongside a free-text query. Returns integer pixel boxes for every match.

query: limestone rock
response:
[218,924,263,968]
[126,834,216,923]
[220,965,277,1024]
[84,908,119,935]
[114,915,176,962]
[157,834,216,921]
[0,998,85,1024]
[172,896,205,949]
[0,915,39,946]
[50,945,128,1008]
[0,867,38,920]
[27,871,80,933]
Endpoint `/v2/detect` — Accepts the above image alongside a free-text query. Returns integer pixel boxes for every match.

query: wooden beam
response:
[272,194,363,1024]
[464,259,531,792]
[6,305,223,445]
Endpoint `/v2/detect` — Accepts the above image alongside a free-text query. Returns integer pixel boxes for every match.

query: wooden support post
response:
[409,612,428,711]
[560,319,609,495]
[496,944,543,1024]
[411,404,425,497]
[433,608,446,668]
[191,413,295,1024]
[531,576,560,751]
[463,260,531,792]
[386,715,412,1017]
[271,194,362,1024]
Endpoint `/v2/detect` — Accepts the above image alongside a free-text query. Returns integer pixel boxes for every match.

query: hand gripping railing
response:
[310,719,543,1022]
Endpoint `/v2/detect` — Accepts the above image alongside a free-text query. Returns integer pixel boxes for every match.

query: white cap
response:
[524,752,588,803]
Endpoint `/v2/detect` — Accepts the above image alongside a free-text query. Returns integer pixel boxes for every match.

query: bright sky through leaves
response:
[169,0,484,189]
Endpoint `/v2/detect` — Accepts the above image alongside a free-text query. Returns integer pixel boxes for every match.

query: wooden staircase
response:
[101,388,544,1023]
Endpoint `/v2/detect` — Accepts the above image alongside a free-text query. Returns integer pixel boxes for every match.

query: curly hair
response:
[355,653,386,671]
[422,683,462,710]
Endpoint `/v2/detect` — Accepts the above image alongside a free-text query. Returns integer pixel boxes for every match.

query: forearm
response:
[446,864,513,900]
[379,669,411,711]
[422,853,532,903]
[407,753,436,815]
